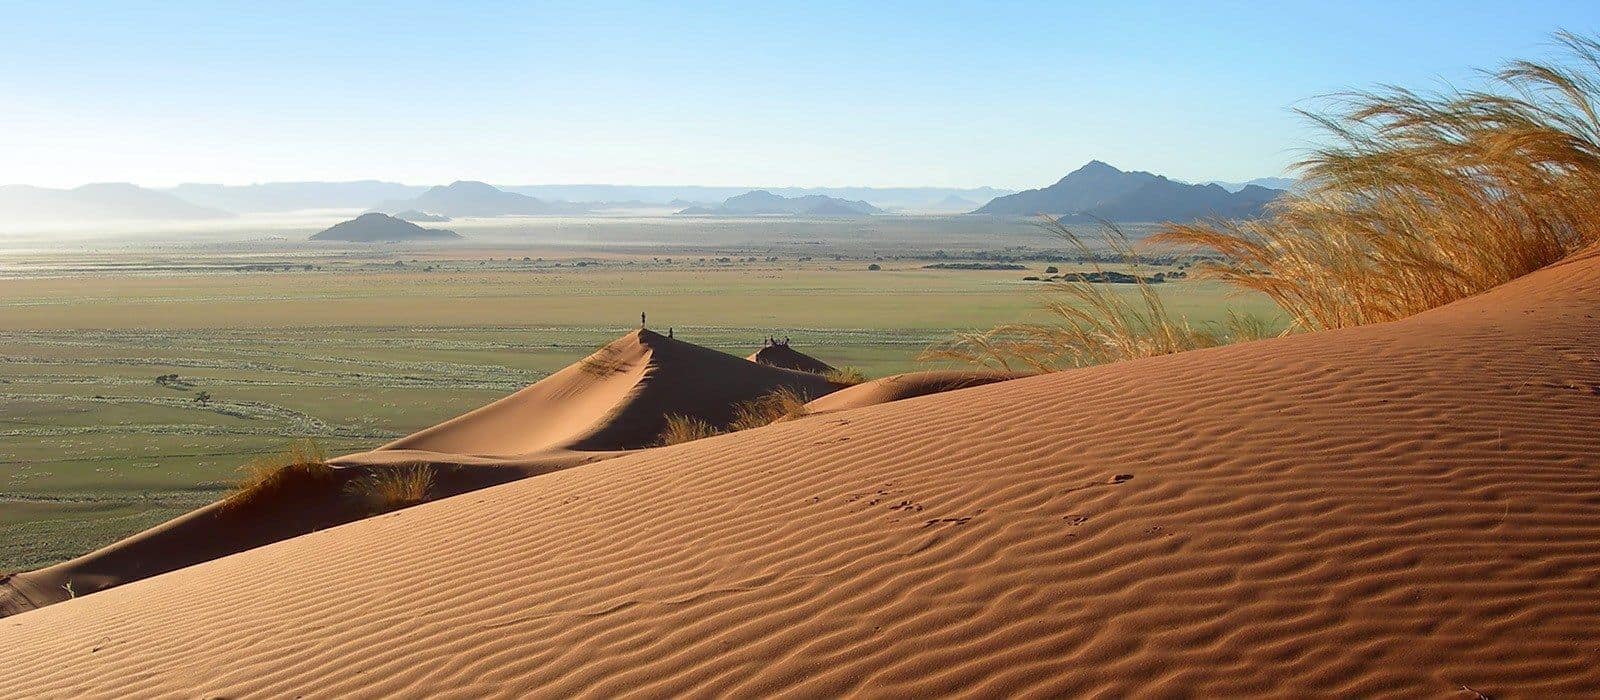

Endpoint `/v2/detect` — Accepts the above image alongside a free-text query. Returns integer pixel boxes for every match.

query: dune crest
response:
[747,341,836,374]
[4,252,1600,695]
[804,369,1029,414]
[349,328,836,459]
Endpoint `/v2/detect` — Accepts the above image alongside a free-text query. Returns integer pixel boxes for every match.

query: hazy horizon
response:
[0,172,1273,192]
[3,178,1019,191]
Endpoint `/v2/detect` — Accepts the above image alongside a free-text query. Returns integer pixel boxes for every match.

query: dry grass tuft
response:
[1157,31,1600,330]
[656,414,723,446]
[655,388,815,445]
[348,464,435,513]
[823,367,868,386]
[922,219,1277,372]
[729,386,812,431]
[222,439,334,510]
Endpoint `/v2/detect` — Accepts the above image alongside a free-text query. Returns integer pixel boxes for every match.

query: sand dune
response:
[5,251,1600,696]
[804,369,1028,414]
[0,461,572,618]
[2,329,833,617]
[361,328,837,457]
[747,341,836,374]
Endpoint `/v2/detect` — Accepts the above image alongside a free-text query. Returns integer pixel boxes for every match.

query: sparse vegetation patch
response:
[823,367,868,386]
[348,464,434,513]
[656,414,722,446]
[924,220,1278,372]
[222,440,335,511]
[729,387,812,431]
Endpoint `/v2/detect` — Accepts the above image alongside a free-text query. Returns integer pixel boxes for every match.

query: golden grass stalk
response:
[656,414,722,446]
[1156,31,1600,330]
[823,367,868,386]
[728,386,811,431]
[348,464,434,513]
[922,219,1275,372]
[222,439,333,510]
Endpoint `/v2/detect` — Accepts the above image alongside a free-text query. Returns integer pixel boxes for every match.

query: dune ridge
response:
[359,328,836,457]
[747,342,836,374]
[4,250,1600,696]
[804,369,1029,415]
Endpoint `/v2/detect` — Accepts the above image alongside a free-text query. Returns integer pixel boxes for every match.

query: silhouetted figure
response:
[641,312,646,328]
[668,327,674,338]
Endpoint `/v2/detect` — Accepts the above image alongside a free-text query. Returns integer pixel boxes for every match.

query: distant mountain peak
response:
[1203,177,1298,193]
[726,189,786,202]
[975,162,1283,222]
[310,212,460,242]
[443,180,497,190]
[373,181,587,217]
[677,189,881,217]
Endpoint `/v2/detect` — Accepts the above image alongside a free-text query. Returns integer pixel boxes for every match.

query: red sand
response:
[3,250,1600,696]
[361,328,837,456]
[747,342,836,374]
[1,329,836,616]
[804,369,1029,414]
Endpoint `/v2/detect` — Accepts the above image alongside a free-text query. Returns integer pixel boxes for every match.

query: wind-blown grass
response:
[222,439,334,511]
[654,387,815,446]
[349,464,434,513]
[728,387,812,431]
[823,367,868,386]
[1157,31,1600,330]
[922,219,1276,372]
[656,414,722,446]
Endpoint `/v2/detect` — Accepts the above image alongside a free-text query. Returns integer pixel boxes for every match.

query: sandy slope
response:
[2,329,833,617]
[359,328,836,456]
[5,251,1600,696]
[747,342,836,374]
[804,369,1028,415]
[0,462,554,617]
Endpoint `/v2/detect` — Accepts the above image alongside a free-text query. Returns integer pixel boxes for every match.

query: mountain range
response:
[973,161,1284,221]
[394,210,450,222]
[0,166,1290,224]
[1203,177,1299,193]
[371,181,594,217]
[503,184,1012,210]
[165,181,428,212]
[677,190,882,217]
[0,183,231,222]
[154,182,1016,213]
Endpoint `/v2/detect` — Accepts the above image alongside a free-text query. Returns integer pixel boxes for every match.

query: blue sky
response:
[3,1,1597,188]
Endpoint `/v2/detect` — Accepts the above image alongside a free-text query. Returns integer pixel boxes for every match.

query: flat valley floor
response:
[0,221,1273,568]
